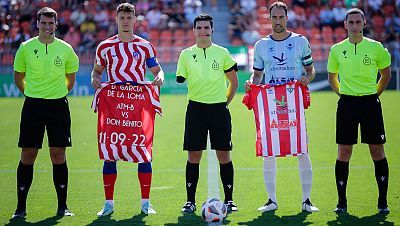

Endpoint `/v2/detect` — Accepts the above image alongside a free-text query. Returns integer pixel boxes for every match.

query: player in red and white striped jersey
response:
[245,2,319,213]
[91,3,164,216]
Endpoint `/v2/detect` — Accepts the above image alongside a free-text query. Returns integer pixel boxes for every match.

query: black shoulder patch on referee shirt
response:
[224,63,238,73]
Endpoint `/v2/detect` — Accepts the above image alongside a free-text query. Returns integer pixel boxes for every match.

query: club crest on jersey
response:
[54,56,62,66]
[363,55,371,65]
[286,43,293,50]
[287,85,294,94]
[132,52,140,60]
[269,47,274,52]
[212,60,220,70]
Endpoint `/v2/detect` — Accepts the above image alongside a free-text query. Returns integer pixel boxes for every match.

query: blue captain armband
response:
[146,57,159,68]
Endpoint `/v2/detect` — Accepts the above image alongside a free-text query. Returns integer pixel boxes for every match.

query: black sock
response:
[374,157,389,207]
[220,161,234,203]
[16,161,34,212]
[185,161,199,203]
[53,162,68,210]
[335,159,349,207]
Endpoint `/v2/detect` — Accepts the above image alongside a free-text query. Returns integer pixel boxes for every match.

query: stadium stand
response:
[0,0,399,65]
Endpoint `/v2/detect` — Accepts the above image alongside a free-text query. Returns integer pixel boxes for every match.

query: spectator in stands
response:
[294,8,307,28]
[158,14,169,30]
[287,8,297,29]
[184,0,202,26]
[78,31,96,52]
[136,0,150,16]
[0,28,5,49]
[70,7,86,28]
[293,0,306,8]
[146,6,162,29]
[211,0,218,11]
[392,10,400,33]
[319,4,334,29]
[332,1,347,28]
[228,13,244,41]
[368,0,383,13]
[393,33,400,67]
[63,26,80,49]
[80,13,96,33]
[94,5,110,30]
[240,0,256,20]
[304,6,320,30]
[241,22,260,45]
[384,10,400,41]
[135,15,149,39]
[168,2,188,29]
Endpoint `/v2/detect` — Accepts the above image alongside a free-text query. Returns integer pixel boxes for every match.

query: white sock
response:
[263,157,277,203]
[105,200,114,206]
[141,198,149,206]
[298,154,313,202]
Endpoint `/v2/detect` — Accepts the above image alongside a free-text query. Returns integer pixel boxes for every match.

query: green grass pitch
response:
[0,91,399,225]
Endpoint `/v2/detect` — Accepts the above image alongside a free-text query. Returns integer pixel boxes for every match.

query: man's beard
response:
[273,25,285,33]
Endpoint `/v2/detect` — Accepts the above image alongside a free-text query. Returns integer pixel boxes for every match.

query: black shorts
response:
[336,94,386,145]
[183,100,232,151]
[18,96,72,149]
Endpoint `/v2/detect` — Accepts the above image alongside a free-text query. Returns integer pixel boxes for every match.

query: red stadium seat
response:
[160,30,173,42]
[334,27,347,41]
[174,39,186,47]
[150,29,160,42]
[174,29,185,38]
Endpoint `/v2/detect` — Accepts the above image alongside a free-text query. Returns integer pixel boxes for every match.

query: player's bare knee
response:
[337,146,352,161]
[20,149,38,165]
[369,144,385,160]
[49,148,66,164]
[188,151,202,163]
[50,155,66,164]
[216,151,231,164]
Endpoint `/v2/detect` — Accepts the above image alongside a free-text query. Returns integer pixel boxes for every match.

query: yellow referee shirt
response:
[176,44,237,103]
[327,37,391,96]
[14,37,79,99]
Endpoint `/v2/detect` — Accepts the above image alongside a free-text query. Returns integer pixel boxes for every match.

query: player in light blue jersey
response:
[253,30,313,85]
[244,1,318,213]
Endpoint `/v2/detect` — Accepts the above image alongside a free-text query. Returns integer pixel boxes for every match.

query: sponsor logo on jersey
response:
[270,119,298,130]
[273,53,288,66]
[273,95,287,108]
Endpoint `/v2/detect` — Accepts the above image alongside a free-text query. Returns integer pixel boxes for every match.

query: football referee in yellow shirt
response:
[12,7,79,219]
[176,14,239,214]
[327,8,392,214]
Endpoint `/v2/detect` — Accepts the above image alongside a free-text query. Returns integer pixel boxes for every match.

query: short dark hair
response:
[116,3,136,15]
[193,13,214,29]
[37,7,57,21]
[345,8,365,21]
[269,1,288,17]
